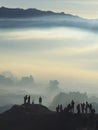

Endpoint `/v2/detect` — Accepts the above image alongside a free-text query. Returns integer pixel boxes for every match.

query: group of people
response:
[56,100,75,113]
[24,95,30,104]
[24,95,42,105]
[76,102,95,114]
[56,100,95,114]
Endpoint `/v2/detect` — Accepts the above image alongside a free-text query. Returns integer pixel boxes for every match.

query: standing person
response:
[28,95,30,104]
[32,99,34,104]
[39,96,42,104]
[85,102,89,114]
[24,95,28,104]
[81,103,85,114]
[67,104,71,112]
[89,104,92,113]
[56,105,60,112]
[59,104,63,112]
[77,104,80,114]
[71,100,75,113]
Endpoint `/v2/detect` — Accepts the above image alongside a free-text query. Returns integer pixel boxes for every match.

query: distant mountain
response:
[0,6,76,18]
[0,7,98,32]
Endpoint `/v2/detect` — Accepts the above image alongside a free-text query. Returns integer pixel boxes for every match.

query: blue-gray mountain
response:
[0,6,69,18]
[0,7,98,32]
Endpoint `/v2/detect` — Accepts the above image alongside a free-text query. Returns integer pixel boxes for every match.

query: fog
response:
[0,72,62,106]
[0,16,98,107]
[0,16,98,32]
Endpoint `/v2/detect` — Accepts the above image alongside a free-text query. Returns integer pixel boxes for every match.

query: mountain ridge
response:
[0,7,98,32]
[0,6,79,18]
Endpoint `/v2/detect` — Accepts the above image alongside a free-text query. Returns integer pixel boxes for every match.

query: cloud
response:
[0,72,34,87]
[0,16,98,32]
[0,27,98,86]
[0,28,89,40]
[0,18,98,96]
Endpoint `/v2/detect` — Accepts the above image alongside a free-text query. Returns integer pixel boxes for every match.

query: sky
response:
[0,24,98,94]
[0,1,98,96]
[0,0,98,18]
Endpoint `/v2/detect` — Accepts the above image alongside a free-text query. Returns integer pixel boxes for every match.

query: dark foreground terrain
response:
[0,104,98,130]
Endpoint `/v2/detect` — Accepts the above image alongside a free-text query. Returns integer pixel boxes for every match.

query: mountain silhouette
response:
[0,6,78,18]
[0,103,97,130]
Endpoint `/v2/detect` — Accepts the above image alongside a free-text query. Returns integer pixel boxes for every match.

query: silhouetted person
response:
[28,95,30,104]
[89,104,92,113]
[64,107,67,112]
[24,95,28,104]
[85,102,89,114]
[56,105,60,112]
[77,104,80,114]
[59,104,63,112]
[71,100,75,113]
[91,108,95,115]
[32,99,34,104]
[67,104,71,112]
[39,96,42,104]
[81,103,85,114]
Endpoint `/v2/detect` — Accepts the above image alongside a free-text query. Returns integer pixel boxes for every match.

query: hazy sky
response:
[0,0,98,107]
[1,0,98,18]
[0,1,98,94]
[0,24,98,93]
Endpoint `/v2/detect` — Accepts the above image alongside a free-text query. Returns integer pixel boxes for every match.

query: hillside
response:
[0,104,12,113]
[0,103,98,130]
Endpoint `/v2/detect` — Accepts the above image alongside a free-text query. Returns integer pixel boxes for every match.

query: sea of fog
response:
[0,17,98,106]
